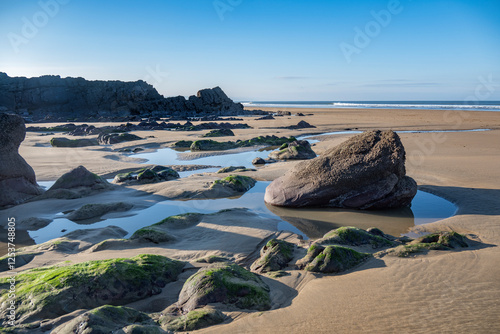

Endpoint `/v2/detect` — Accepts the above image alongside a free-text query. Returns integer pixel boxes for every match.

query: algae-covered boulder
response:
[50,137,98,147]
[98,132,142,144]
[265,130,418,209]
[0,254,184,324]
[210,175,256,192]
[130,227,176,244]
[203,129,235,137]
[318,226,396,248]
[190,139,237,151]
[153,213,203,229]
[296,244,371,273]
[268,140,317,160]
[113,165,179,184]
[217,166,255,173]
[52,305,163,333]
[380,231,469,257]
[173,140,193,148]
[66,202,133,221]
[251,239,294,274]
[178,263,271,312]
[160,307,225,332]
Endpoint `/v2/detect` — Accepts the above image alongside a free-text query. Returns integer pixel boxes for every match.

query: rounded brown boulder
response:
[264,130,417,209]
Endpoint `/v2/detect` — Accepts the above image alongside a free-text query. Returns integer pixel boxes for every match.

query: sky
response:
[0,0,499,101]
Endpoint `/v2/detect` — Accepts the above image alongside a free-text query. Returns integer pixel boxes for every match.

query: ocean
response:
[241,101,500,112]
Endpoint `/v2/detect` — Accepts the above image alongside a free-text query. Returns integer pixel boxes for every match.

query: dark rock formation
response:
[216,166,255,173]
[317,226,396,248]
[210,175,256,192]
[66,202,134,221]
[252,157,266,165]
[0,73,246,121]
[161,307,225,332]
[0,113,43,208]
[251,239,294,273]
[177,262,271,312]
[113,165,179,185]
[50,137,98,147]
[97,132,142,145]
[286,120,316,129]
[268,140,317,160]
[264,130,417,209]
[202,128,235,137]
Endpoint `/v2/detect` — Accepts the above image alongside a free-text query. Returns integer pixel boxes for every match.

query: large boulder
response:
[264,130,417,209]
[0,113,43,208]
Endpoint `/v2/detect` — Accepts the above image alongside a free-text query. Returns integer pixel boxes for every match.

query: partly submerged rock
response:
[268,140,317,160]
[50,137,98,147]
[296,244,371,273]
[0,254,184,324]
[265,130,417,209]
[113,165,179,185]
[160,307,225,332]
[251,239,294,274]
[210,175,256,192]
[252,157,266,165]
[0,113,43,208]
[177,262,271,312]
[66,202,133,221]
[52,305,163,334]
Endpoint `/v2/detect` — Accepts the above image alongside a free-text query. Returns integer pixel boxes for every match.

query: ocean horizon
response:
[241,101,500,111]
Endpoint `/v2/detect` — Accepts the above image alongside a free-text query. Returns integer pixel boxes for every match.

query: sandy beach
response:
[2,107,500,333]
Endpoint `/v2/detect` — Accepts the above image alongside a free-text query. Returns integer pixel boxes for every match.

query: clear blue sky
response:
[1,0,499,101]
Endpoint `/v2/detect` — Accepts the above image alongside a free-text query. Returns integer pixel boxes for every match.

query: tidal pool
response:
[29,182,456,244]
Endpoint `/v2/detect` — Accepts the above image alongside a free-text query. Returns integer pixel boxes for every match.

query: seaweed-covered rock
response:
[210,175,256,192]
[153,213,203,229]
[195,255,231,264]
[190,139,237,151]
[53,305,163,334]
[268,140,317,160]
[380,231,469,257]
[98,132,142,144]
[130,227,176,244]
[178,263,271,312]
[66,202,133,221]
[50,137,98,147]
[202,129,235,137]
[173,140,193,148]
[0,254,184,324]
[113,165,179,184]
[0,113,43,208]
[317,226,395,248]
[160,307,225,332]
[251,239,294,273]
[296,244,371,273]
[217,166,256,173]
[265,130,418,209]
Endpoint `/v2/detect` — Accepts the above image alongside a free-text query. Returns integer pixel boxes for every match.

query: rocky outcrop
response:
[113,165,179,185]
[0,72,246,121]
[0,113,43,208]
[296,244,371,273]
[264,130,418,209]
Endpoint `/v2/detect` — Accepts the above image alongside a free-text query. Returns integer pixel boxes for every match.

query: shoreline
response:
[2,107,500,333]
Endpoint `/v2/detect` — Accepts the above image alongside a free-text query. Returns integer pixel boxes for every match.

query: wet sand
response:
[4,107,500,333]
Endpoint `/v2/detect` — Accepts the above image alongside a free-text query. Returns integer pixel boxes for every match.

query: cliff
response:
[0,73,244,121]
